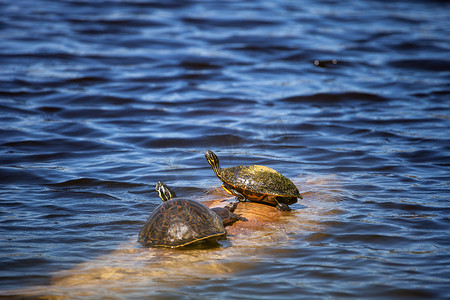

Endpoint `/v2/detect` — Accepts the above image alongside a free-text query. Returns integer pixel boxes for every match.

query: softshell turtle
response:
[138,182,227,248]
[205,150,302,211]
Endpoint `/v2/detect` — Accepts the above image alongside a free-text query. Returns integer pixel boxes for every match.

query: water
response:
[1,0,449,298]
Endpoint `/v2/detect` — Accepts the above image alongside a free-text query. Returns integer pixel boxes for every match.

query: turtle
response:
[138,182,226,248]
[138,181,240,248]
[154,181,242,226]
[205,150,302,211]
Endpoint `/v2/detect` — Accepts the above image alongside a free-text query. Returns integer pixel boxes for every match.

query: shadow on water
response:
[5,175,344,299]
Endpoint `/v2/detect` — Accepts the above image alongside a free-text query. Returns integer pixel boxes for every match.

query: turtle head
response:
[205,150,222,179]
[155,181,176,202]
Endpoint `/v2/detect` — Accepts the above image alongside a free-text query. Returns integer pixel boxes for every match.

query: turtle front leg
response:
[221,184,246,202]
[233,190,246,203]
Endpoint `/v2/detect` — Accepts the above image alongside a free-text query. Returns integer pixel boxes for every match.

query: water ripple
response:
[0,0,449,298]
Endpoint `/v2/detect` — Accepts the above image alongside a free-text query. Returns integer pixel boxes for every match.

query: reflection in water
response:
[13,175,343,298]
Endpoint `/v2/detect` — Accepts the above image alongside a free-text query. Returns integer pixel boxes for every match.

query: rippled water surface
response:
[1,0,449,298]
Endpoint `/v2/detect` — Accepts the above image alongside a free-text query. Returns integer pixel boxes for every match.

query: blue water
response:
[1,0,449,298]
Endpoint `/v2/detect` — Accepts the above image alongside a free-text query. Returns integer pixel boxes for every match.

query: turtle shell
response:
[221,165,300,206]
[138,198,226,248]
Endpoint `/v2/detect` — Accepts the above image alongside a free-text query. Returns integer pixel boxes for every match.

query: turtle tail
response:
[205,150,222,179]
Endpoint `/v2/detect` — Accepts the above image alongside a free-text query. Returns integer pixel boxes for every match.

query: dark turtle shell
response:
[221,165,300,206]
[138,198,226,248]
